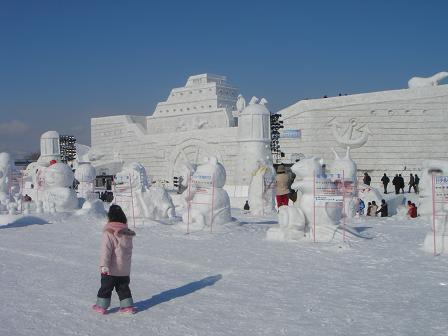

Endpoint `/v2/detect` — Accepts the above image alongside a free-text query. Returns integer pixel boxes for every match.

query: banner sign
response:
[434,175,448,201]
[280,129,301,138]
[192,174,213,194]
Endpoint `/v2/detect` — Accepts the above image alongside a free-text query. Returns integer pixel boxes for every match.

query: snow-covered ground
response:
[1,209,447,336]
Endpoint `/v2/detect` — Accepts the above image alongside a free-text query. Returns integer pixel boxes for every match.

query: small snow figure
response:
[42,163,79,212]
[266,205,306,241]
[93,205,136,315]
[182,156,231,230]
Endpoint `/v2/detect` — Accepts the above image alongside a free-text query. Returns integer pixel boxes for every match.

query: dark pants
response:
[383,184,388,194]
[97,275,132,303]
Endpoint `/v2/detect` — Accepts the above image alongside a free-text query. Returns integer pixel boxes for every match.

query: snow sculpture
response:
[328,118,372,149]
[266,205,306,241]
[248,159,276,216]
[76,199,106,218]
[236,97,273,185]
[37,131,60,167]
[408,71,448,89]
[327,147,358,219]
[290,157,342,241]
[74,162,96,199]
[114,162,175,220]
[249,96,259,105]
[0,152,12,203]
[182,157,231,229]
[42,163,79,212]
[236,94,246,113]
[420,160,448,254]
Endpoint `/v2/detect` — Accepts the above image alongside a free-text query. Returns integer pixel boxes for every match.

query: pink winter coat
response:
[100,222,135,276]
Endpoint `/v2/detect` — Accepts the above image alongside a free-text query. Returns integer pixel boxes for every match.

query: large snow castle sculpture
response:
[114,162,175,220]
[182,156,231,230]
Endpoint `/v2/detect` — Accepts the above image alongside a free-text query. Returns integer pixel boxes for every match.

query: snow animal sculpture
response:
[290,157,342,241]
[42,163,79,212]
[114,162,175,220]
[0,152,12,203]
[248,159,276,216]
[266,205,306,241]
[408,71,448,89]
[182,157,231,229]
[420,160,448,254]
[327,147,358,218]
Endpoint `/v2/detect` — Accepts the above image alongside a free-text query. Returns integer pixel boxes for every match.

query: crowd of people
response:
[271,166,419,219]
[358,199,388,217]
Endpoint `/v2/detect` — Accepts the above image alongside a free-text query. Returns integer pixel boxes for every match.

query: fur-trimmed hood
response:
[103,221,136,237]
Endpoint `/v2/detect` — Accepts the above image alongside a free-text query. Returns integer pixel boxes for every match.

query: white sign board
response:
[280,129,301,138]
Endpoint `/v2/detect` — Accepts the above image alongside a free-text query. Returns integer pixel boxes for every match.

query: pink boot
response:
[92,305,107,315]
[119,306,137,314]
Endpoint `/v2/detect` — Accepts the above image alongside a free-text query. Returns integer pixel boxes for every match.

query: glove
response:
[100,266,109,275]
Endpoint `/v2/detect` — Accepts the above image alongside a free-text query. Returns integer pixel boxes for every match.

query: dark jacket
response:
[381,175,390,185]
[363,174,371,185]
[376,203,388,217]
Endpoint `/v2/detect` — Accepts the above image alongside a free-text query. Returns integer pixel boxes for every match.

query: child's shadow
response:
[134,274,222,312]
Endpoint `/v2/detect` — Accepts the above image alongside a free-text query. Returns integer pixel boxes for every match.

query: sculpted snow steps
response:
[43,163,79,212]
[182,156,231,230]
[408,71,448,89]
[114,162,175,220]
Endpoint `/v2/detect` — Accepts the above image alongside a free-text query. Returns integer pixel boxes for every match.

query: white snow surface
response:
[1,209,448,336]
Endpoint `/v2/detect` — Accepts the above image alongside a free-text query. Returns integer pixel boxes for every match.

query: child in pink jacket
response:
[92,205,136,314]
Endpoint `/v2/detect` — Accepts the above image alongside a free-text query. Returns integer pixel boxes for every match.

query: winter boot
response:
[92,305,107,315]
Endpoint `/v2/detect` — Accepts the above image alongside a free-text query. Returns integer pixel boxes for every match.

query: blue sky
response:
[1,0,447,156]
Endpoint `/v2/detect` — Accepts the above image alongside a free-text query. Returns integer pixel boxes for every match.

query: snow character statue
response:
[326,147,358,219]
[42,163,79,212]
[182,157,231,230]
[93,205,136,315]
[74,162,96,200]
[266,205,306,241]
[248,159,276,216]
[290,157,342,241]
[0,152,13,203]
[114,162,175,220]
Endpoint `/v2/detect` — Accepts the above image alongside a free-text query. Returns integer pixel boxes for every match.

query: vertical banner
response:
[187,173,216,234]
[313,171,345,242]
[432,175,448,256]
